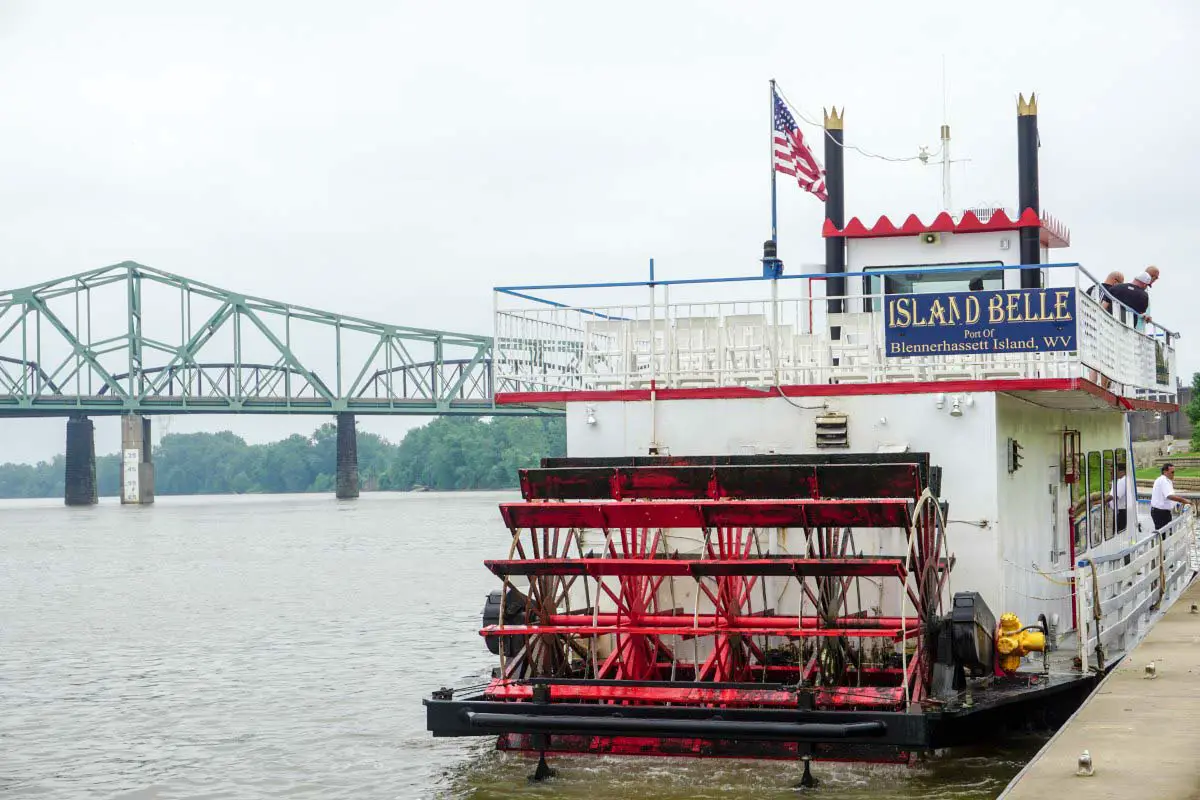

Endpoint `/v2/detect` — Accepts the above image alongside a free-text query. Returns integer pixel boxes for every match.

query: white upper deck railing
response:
[492,263,1178,403]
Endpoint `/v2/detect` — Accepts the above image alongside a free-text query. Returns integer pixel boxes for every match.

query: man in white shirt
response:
[1150,463,1189,530]
[1105,465,1129,535]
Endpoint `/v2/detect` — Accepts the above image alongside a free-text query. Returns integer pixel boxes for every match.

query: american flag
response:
[773,90,827,202]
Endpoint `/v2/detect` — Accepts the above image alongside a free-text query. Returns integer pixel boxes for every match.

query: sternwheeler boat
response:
[424,92,1197,775]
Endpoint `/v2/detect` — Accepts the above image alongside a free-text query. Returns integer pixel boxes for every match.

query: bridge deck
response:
[0,396,512,416]
[1000,578,1200,800]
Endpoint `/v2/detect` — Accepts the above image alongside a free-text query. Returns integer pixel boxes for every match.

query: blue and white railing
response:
[492,263,1178,401]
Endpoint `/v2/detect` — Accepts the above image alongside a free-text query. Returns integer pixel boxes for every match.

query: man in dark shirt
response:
[1086,271,1124,313]
[1106,281,1149,324]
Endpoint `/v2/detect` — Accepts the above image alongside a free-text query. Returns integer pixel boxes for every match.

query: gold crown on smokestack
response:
[1017,93,1038,116]
[823,106,844,130]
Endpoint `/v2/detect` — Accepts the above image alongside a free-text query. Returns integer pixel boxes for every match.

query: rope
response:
[773,385,827,410]
[1002,557,1075,587]
[1004,587,1076,602]
[777,86,933,163]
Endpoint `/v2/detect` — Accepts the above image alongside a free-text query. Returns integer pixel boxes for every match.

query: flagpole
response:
[769,79,778,243]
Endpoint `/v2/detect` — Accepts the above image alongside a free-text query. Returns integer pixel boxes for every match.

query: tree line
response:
[0,416,565,499]
[1188,372,1200,453]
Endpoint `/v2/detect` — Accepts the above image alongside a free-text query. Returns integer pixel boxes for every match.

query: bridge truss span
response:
[0,261,546,417]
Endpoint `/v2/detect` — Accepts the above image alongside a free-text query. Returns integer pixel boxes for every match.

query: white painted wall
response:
[993,394,1127,632]
[847,231,1046,276]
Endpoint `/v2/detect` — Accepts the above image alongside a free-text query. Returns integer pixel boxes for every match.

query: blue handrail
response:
[494,261,1178,340]
[494,261,1083,293]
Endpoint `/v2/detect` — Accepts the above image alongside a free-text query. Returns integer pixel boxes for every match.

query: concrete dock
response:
[1000,577,1200,799]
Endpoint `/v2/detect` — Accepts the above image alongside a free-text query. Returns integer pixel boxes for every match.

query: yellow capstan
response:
[995,613,1046,674]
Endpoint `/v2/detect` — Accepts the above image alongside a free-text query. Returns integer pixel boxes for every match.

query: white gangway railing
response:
[493,263,1178,403]
[1074,506,1197,672]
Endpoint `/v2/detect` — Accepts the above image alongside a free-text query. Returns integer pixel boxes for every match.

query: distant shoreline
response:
[0,417,564,500]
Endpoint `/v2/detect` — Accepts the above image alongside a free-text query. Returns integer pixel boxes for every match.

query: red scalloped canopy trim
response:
[823,208,1070,247]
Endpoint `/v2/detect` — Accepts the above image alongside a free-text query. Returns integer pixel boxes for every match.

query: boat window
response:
[862,262,1005,312]
[1115,448,1129,537]
[1073,476,1087,553]
[1101,451,1116,541]
[1085,451,1103,549]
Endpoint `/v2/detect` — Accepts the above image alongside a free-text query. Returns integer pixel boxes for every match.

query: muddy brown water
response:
[1,492,1045,798]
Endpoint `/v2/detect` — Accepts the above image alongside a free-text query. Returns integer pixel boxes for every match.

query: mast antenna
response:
[923,55,970,212]
[941,55,950,211]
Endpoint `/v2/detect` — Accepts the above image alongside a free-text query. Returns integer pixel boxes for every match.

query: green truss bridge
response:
[0,261,547,505]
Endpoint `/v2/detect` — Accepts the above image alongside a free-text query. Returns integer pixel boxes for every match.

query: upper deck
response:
[492,262,1178,410]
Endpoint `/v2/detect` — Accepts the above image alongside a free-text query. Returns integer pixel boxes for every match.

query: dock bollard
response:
[1076,750,1094,777]
[1144,662,1157,679]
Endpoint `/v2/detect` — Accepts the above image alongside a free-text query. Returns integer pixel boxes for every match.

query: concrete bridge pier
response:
[64,415,98,506]
[120,414,155,505]
[336,412,359,499]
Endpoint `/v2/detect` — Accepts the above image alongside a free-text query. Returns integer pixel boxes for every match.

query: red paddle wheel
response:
[431,454,953,764]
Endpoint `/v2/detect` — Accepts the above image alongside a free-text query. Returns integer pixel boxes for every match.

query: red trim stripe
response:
[495,378,1177,413]
[820,208,1070,247]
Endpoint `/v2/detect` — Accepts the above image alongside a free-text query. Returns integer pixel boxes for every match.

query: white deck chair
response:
[781,332,829,385]
[584,318,633,389]
[722,314,769,385]
[673,315,721,386]
[827,312,880,383]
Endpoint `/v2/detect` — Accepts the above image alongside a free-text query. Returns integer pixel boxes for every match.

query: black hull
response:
[424,672,1100,763]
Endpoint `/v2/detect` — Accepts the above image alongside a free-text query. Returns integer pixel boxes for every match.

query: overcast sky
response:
[1,1,1197,464]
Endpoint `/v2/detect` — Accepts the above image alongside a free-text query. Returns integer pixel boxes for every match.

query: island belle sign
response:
[883,288,1077,357]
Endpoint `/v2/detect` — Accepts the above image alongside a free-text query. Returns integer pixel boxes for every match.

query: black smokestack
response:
[824,106,845,313]
[1017,93,1040,288]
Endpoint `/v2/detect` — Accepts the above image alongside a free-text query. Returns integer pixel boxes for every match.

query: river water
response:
[0,492,1044,798]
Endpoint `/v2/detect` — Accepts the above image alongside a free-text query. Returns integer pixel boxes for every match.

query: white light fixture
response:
[585,405,597,426]
[934,393,945,410]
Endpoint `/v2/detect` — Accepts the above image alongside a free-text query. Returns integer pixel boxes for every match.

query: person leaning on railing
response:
[1086,270,1124,313]
[1106,269,1160,331]
[1150,463,1192,531]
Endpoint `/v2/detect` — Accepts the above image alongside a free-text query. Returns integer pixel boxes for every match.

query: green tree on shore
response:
[1187,372,1200,452]
[0,416,565,499]
[382,416,565,490]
